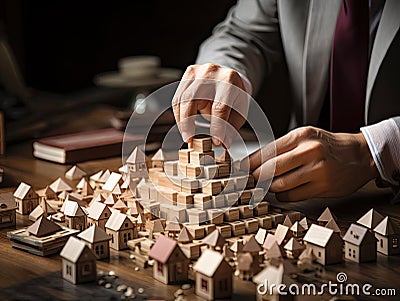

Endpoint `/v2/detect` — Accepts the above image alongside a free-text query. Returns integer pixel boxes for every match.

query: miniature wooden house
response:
[13,182,39,215]
[49,177,72,193]
[0,193,17,229]
[357,208,384,230]
[373,216,400,255]
[77,224,111,260]
[202,229,226,251]
[343,223,376,263]
[284,237,305,259]
[60,237,97,284]
[105,211,137,250]
[126,147,148,177]
[193,249,233,300]
[87,201,111,230]
[148,235,189,284]
[317,207,336,226]
[151,149,165,169]
[63,200,87,231]
[65,165,86,180]
[303,224,343,265]
[36,186,58,202]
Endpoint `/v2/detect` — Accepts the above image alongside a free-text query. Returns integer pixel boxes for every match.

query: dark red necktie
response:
[330,0,369,133]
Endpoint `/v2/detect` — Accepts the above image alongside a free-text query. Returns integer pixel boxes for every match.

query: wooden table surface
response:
[1,105,399,300]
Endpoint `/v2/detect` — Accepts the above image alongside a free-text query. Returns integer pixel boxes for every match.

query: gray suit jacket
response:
[196,0,400,128]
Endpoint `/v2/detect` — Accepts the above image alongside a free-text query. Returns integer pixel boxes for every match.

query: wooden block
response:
[185,224,205,239]
[239,190,252,205]
[179,149,193,164]
[149,186,159,201]
[229,221,246,236]
[192,135,212,152]
[216,224,232,238]
[217,163,230,178]
[187,208,207,224]
[190,151,215,165]
[238,205,254,219]
[204,224,217,236]
[181,179,201,194]
[160,204,172,219]
[224,207,240,222]
[158,188,178,204]
[177,192,194,208]
[244,218,259,234]
[156,175,182,191]
[254,202,269,216]
[233,176,248,191]
[202,180,222,195]
[178,163,188,177]
[284,210,302,222]
[167,206,187,223]
[186,164,204,178]
[207,209,224,225]
[180,242,201,259]
[216,150,231,164]
[246,175,255,189]
[203,165,219,179]
[224,192,239,207]
[270,213,285,227]
[211,195,225,208]
[137,185,150,200]
[193,194,212,210]
[164,161,178,176]
[221,178,235,193]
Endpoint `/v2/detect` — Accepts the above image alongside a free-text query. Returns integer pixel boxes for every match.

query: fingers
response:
[275,183,317,202]
[269,165,311,192]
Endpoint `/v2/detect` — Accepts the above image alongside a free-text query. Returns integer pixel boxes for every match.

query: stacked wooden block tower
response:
[136,135,269,241]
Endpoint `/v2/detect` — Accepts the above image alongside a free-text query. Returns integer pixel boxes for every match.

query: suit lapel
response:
[366,0,400,123]
[302,0,341,124]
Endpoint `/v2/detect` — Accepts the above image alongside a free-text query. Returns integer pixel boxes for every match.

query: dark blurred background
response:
[0,0,236,92]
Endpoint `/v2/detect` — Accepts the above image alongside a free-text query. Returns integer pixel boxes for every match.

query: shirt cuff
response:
[361,118,400,186]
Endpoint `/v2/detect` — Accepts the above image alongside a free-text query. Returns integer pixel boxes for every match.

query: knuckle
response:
[310,141,325,155]
[294,126,315,139]
[204,63,220,72]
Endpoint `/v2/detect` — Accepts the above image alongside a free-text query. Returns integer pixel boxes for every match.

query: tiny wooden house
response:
[13,182,39,215]
[105,211,136,250]
[374,216,400,256]
[343,223,376,263]
[78,224,111,260]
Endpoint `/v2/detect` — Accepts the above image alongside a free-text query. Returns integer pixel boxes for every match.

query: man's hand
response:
[242,126,379,201]
[172,63,249,148]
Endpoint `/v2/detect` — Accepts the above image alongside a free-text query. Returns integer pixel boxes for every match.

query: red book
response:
[33,128,142,164]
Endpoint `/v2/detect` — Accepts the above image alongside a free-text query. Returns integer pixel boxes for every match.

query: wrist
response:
[355,132,380,180]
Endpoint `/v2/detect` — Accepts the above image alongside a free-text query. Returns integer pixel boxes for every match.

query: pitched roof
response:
[151,149,165,161]
[282,215,293,228]
[63,200,86,217]
[193,249,229,277]
[112,199,128,210]
[317,207,336,223]
[325,218,340,233]
[98,169,111,183]
[27,216,61,237]
[148,219,165,232]
[0,192,17,211]
[262,234,278,250]
[274,224,290,245]
[255,228,267,245]
[202,229,226,248]
[303,224,335,247]
[299,217,309,230]
[148,235,179,264]
[230,239,244,253]
[165,218,182,232]
[178,226,193,243]
[126,147,146,164]
[58,191,68,200]
[36,186,56,198]
[119,165,129,174]
[29,201,57,220]
[265,241,283,259]
[104,194,118,206]
[90,170,104,182]
[102,172,123,192]
[78,224,111,243]
[81,180,94,196]
[88,201,110,220]
[299,246,316,261]
[60,237,96,263]
[290,221,305,233]
[49,178,72,193]
[65,165,86,180]
[343,223,376,246]
[242,235,262,253]
[13,182,34,199]
[105,211,132,231]
[374,216,400,235]
[357,208,384,230]
[284,237,303,251]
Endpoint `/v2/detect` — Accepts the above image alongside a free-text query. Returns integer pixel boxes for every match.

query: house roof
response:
[290,221,305,233]
[343,223,376,246]
[265,242,283,259]
[58,191,68,200]
[65,165,86,180]
[104,194,118,206]
[357,208,384,230]
[262,233,278,250]
[102,172,123,192]
[165,218,182,232]
[63,200,86,217]
[230,239,244,253]
[202,229,226,248]
[27,216,61,237]
[13,182,34,199]
[325,218,340,233]
[148,235,179,264]
[255,228,267,245]
[49,178,72,193]
[0,192,17,211]
[317,207,336,223]
[126,147,146,164]
[98,169,111,183]
[151,149,165,161]
[36,186,56,197]
[78,224,111,243]
[299,217,309,230]
[284,237,303,251]
[105,211,132,231]
[299,246,316,261]
[90,170,104,182]
[81,180,94,197]
[303,224,335,247]
[253,264,284,287]
[60,236,96,263]
[178,226,193,243]
[29,201,57,219]
[193,249,228,277]
[112,199,128,210]
[283,215,293,228]
[374,216,400,235]
[119,165,129,174]
[274,224,290,245]
[150,219,165,232]
[242,235,262,253]
[88,201,110,220]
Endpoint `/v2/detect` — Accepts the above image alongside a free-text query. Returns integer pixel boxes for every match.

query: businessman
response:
[172,0,400,201]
